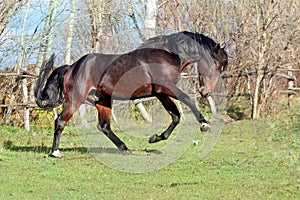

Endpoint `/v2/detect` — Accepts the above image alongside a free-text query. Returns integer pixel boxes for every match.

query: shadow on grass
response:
[88,147,162,155]
[2,140,162,156]
[2,140,88,155]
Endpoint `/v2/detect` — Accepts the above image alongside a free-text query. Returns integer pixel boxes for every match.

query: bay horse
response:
[34,31,228,158]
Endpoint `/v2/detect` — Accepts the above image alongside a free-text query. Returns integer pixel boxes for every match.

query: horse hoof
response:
[120,149,132,155]
[200,123,210,132]
[50,150,64,158]
[149,134,159,143]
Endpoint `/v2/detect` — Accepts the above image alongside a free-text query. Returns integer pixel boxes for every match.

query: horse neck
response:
[173,44,205,64]
[180,60,191,71]
[179,58,201,73]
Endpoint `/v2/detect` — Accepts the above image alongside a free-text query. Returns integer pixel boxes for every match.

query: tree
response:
[0,0,24,36]
[36,0,59,75]
[144,0,157,36]
[20,0,32,131]
[242,0,299,118]
[86,0,105,52]
[64,0,77,64]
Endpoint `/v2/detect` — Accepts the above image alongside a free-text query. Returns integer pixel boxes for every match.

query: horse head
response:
[195,37,228,98]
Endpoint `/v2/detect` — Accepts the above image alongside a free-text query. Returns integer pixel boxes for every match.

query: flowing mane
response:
[139,31,228,69]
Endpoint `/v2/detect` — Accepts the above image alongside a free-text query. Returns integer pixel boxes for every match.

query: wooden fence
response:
[0,67,299,129]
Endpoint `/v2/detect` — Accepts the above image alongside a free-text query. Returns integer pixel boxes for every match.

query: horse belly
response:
[100,69,153,100]
[112,83,153,100]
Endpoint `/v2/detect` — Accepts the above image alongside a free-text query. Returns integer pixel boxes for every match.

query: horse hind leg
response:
[95,100,131,154]
[51,103,80,158]
[149,94,180,143]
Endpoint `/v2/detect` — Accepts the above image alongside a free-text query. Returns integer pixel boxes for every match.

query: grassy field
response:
[0,109,299,199]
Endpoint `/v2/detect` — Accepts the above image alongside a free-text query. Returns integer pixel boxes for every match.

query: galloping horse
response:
[34,31,228,158]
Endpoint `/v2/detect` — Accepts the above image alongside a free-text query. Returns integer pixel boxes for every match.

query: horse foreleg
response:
[155,84,210,132]
[149,94,180,143]
[95,100,131,154]
[177,90,210,131]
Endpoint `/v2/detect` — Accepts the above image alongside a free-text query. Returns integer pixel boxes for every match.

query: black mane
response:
[140,31,228,68]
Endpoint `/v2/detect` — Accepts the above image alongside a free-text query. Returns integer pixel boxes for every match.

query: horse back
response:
[98,48,182,99]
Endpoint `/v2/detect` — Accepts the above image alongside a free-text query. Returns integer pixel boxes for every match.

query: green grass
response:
[0,114,299,199]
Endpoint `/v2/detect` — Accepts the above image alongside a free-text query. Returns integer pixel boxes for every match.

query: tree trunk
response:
[252,1,267,119]
[64,0,76,64]
[144,0,157,36]
[35,0,59,75]
[252,71,263,119]
[86,0,104,52]
[18,0,31,131]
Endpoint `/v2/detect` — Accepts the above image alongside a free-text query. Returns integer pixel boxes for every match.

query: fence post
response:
[287,66,294,108]
[22,78,30,131]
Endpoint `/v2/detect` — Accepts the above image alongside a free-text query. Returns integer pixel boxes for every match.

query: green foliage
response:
[31,109,54,129]
[31,107,63,129]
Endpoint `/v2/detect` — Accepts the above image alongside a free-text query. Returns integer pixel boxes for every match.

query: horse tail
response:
[34,54,69,110]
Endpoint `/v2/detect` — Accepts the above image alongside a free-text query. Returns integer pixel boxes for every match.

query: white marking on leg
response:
[52,150,63,158]
[201,123,209,128]
[200,122,210,132]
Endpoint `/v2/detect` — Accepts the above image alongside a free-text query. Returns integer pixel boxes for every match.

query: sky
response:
[0,0,174,70]
[0,0,73,69]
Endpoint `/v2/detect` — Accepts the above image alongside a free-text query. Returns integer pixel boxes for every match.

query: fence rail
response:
[0,70,37,78]
[0,67,298,127]
[0,103,37,108]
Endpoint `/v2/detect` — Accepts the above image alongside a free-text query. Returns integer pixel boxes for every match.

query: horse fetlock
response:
[118,144,131,155]
[118,143,128,151]
[149,134,159,143]
[120,149,132,155]
[200,122,210,132]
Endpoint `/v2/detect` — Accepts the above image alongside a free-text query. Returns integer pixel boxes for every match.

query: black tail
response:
[34,54,69,110]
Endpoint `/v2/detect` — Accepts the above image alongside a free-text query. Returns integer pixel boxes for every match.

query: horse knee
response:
[54,110,74,132]
[55,118,66,132]
[97,124,103,132]
[97,123,110,134]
